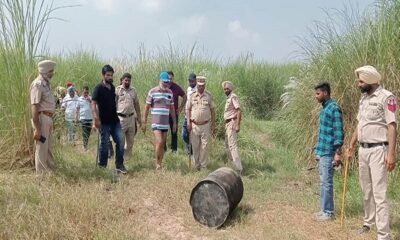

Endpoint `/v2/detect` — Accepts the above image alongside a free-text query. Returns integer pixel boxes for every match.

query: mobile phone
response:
[39,136,46,143]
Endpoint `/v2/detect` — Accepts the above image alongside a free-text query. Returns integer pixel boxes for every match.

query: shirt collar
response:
[38,75,49,86]
[227,92,234,98]
[371,86,383,97]
[322,98,333,108]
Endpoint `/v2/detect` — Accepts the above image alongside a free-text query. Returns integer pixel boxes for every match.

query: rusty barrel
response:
[190,167,244,228]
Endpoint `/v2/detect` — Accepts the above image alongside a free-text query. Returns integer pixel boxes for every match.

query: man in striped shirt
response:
[142,72,177,170]
[314,82,344,222]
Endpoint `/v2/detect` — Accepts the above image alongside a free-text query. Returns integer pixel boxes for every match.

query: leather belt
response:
[359,142,388,148]
[40,111,54,118]
[225,118,237,124]
[191,120,209,125]
[118,113,134,118]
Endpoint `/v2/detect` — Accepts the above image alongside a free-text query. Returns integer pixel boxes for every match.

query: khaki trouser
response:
[119,115,136,160]
[191,122,211,169]
[359,145,390,240]
[33,114,55,174]
[225,120,242,171]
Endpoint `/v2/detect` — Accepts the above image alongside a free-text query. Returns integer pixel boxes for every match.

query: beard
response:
[105,79,113,84]
[360,85,371,93]
[124,83,130,88]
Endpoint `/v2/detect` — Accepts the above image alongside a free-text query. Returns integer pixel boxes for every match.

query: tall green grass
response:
[277,0,400,197]
[0,0,60,168]
[0,1,299,169]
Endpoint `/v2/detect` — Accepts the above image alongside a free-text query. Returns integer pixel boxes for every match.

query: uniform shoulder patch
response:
[387,97,397,113]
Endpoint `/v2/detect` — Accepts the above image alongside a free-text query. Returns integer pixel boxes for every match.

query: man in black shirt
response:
[91,65,127,174]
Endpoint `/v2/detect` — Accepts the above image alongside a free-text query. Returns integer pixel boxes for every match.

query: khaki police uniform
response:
[357,86,397,240]
[116,85,141,159]
[224,92,243,171]
[30,75,56,173]
[188,90,215,169]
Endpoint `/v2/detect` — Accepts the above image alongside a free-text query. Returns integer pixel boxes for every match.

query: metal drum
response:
[190,167,244,228]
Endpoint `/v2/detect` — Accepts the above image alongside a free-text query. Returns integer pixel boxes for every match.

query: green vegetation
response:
[277,0,400,200]
[0,0,298,168]
[0,0,399,239]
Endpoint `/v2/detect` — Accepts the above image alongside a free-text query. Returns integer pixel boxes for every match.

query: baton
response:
[340,151,351,228]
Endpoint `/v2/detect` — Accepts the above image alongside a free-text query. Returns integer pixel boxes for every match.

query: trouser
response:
[225,120,242,171]
[119,115,136,159]
[318,155,334,215]
[33,114,55,174]
[166,112,178,151]
[191,122,211,169]
[80,119,92,149]
[66,119,76,141]
[98,122,124,168]
[359,145,390,240]
[182,117,192,155]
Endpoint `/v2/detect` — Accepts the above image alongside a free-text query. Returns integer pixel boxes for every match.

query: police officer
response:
[116,73,142,159]
[222,81,243,175]
[30,60,56,174]
[348,65,397,240]
[186,76,216,170]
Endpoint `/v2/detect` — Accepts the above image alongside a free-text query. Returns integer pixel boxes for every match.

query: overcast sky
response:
[46,0,376,62]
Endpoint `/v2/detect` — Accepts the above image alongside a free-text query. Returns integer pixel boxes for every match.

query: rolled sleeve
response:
[232,96,240,109]
[30,84,41,105]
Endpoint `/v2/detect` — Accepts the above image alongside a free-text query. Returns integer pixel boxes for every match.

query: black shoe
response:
[116,165,128,174]
[98,164,107,169]
[358,225,370,235]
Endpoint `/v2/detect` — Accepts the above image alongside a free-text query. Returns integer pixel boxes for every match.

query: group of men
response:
[29,60,396,239]
[314,65,397,240]
[30,60,244,175]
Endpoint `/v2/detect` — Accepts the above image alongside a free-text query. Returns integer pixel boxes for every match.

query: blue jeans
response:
[99,122,124,167]
[318,155,334,215]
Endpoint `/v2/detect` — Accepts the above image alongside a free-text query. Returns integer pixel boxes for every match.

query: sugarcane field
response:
[1,0,400,239]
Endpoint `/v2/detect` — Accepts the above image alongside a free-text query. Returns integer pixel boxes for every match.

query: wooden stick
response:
[188,132,192,169]
[340,152,351,228]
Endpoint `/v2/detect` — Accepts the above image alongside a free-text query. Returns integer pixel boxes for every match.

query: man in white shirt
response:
[183,73,197,156]
[77,86,93,151]
[62,86,79,142]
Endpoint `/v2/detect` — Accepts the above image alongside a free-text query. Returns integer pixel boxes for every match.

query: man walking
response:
[183,73,197,157]
[30,60,57,174]
[314,82,344,221]
[116,73,142,160]
[62,86,79,142]
[91,65,127,174]
[142,72,176,170]
[77,86,93,151]
[186,76,216,171]
[348,65,397,240]
[165,71,186,153]
[222,81,243,175]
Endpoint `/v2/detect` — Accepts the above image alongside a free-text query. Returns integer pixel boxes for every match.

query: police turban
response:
[222,81,234,90]
[38,60,56,74]
[355,65,381,84]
